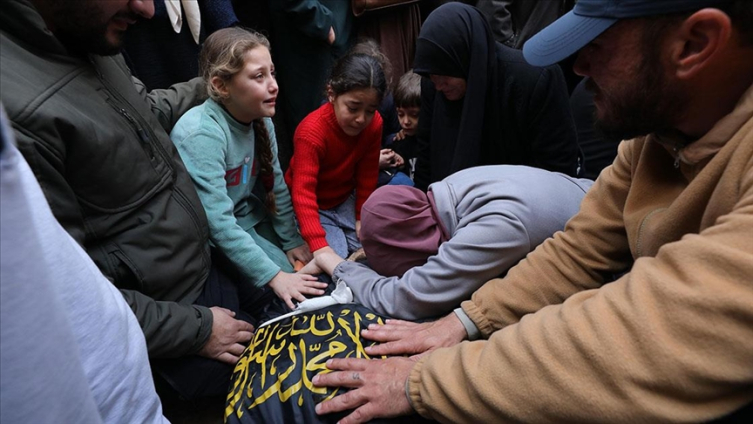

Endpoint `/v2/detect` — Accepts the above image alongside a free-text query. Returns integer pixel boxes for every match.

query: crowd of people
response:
[1,0,752,423]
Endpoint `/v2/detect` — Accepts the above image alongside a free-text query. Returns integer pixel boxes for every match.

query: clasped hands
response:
[379,148,405,170]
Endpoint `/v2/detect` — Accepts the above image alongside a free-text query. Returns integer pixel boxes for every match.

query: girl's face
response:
[330,87,380,136]
[217,46,278,123]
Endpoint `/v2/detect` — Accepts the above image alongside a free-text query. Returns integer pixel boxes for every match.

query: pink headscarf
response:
[360,186,448,277]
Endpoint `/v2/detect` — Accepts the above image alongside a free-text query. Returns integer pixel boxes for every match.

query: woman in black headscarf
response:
[412,2,580,190]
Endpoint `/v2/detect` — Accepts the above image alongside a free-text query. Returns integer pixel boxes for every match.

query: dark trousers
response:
[152,250,278,400]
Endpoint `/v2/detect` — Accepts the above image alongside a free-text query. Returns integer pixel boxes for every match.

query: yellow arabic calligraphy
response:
[226,307,385,420]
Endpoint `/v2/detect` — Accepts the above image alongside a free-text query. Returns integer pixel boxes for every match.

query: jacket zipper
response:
[92,59,207,244]
[92,60,173,170]
[116,107,155,160]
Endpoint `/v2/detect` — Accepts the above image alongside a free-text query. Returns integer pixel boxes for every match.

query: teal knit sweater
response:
[171,99,304,287]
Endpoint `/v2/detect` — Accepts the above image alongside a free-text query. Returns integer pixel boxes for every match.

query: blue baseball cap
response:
[523,0,732,66]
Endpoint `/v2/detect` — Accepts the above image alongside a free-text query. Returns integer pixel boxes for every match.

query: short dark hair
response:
[394,71,421,109]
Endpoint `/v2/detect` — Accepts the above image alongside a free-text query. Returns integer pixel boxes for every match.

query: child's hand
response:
[393,152,405,168]
[286,244,313,267]
[268,271,328,310]
[394,129,406,141]
[379,149,396,170]
[306,247,346,275]
[356,220,362,239]
[298,259,324,275]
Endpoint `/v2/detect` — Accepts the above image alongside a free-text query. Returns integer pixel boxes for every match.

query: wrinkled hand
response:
[328,26,336,45]
[286,244,313,267]
[362,313,467,357]
[198,307,255,365]
[379,149,396,170]
[268,271,328,310]
[313,357,416,423]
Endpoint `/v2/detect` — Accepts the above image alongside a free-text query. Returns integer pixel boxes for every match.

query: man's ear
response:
[668,8,731,80]
[211,76,230,99]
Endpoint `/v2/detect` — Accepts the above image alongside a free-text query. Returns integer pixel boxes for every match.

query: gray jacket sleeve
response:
[333,213,532,320]
[134,76,207,133]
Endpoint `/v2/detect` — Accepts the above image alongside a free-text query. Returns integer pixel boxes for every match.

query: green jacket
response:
[0,0,212,358]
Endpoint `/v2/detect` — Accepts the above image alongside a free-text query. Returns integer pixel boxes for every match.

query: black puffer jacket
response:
[1,0,212,357]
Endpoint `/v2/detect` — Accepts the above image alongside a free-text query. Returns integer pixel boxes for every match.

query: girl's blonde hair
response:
[200,27,277,214]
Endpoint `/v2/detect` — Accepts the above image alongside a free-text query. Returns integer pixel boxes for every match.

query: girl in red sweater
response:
[285,49,386,259]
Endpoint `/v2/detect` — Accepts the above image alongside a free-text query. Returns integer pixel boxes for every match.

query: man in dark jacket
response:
[0,0,255,399]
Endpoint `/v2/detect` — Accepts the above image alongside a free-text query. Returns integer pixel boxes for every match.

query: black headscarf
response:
[413,2,502,182]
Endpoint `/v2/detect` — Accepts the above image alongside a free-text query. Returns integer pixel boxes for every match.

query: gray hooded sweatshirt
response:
[333,165,594,320]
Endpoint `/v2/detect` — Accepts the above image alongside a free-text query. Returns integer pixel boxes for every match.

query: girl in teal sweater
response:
[171,28,326,310]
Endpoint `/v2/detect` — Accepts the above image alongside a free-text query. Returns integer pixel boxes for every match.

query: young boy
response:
[378,71,421,186]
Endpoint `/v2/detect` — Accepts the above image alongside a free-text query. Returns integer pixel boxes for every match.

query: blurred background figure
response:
[267,0,355,169]
[352,0,421,92]
[569,78,622,180]
[124,0,239,89]
[412,3,579,190]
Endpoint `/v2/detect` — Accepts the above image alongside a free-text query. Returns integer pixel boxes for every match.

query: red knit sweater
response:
[285,102,382,251]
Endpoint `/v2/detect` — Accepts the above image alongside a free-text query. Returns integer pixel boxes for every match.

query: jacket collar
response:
[654,82,753,166]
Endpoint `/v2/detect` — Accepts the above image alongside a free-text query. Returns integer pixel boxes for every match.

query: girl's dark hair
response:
[348,38,393,89]
[200,27,278,214]
[328,48,387,102]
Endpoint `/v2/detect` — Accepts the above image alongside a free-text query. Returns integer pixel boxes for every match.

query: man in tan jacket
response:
[311,0,753,422]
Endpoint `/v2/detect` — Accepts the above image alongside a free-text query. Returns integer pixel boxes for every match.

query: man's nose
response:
[130,0,155,19]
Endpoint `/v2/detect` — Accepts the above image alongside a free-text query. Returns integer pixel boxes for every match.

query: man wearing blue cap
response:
[310,0,753,422]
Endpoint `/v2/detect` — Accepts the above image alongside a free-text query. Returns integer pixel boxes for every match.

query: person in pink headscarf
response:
[300,165,592,320]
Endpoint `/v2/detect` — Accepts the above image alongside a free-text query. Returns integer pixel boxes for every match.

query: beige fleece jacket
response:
[408,83,753,423]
